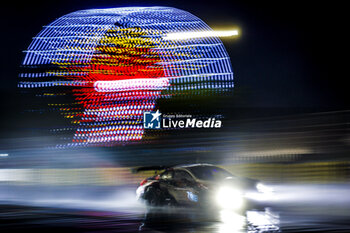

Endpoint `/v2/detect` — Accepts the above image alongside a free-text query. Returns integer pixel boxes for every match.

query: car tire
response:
[145,186,163,206]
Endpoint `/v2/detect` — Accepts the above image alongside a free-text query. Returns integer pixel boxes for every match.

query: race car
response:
[135,164,273,210]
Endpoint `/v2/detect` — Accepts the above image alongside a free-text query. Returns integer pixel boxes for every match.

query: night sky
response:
[0,0,348,135]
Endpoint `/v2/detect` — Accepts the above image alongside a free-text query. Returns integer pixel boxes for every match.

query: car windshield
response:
[187,166,233,181]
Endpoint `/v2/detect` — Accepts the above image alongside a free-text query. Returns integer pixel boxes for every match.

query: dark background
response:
[0,0,348,137]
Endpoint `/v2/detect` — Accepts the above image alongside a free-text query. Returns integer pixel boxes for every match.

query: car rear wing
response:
[132,165,171,173]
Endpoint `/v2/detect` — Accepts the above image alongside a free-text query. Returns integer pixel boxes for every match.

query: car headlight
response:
[215,186,243,210]
[256,183,273,193]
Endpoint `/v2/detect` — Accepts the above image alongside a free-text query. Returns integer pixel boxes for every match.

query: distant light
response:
[94,78,169,92]
[163,30,239,40]
[0,153,8,157]
[236,148,312,157]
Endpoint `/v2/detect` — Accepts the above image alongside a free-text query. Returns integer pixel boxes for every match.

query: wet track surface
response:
[1,184,350,232]
[1,204,350,232]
